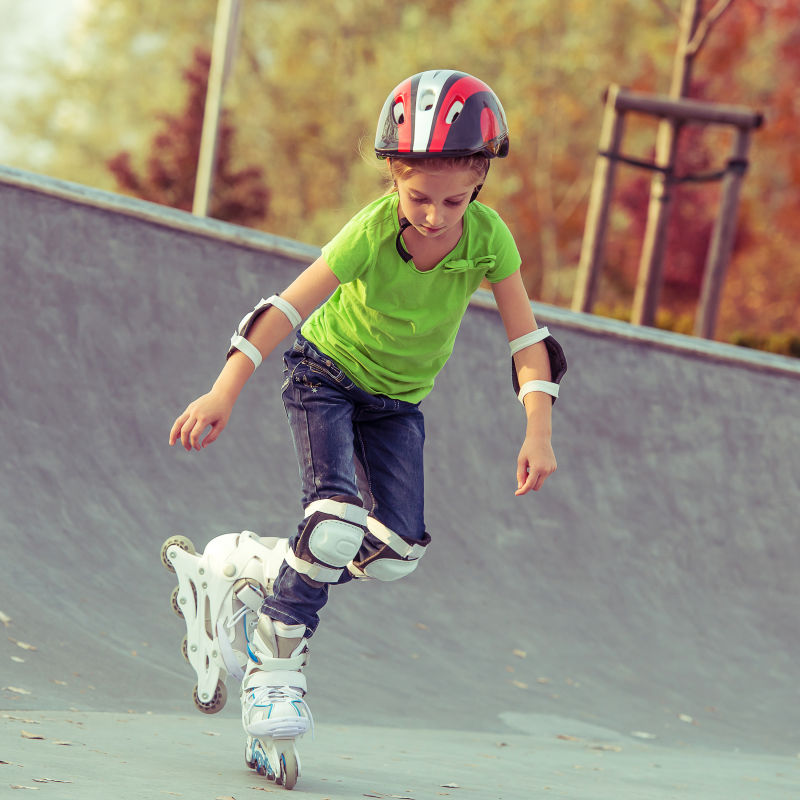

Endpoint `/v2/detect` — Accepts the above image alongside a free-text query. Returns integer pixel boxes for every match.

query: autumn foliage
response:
[4,0,798,352]
[107,48,268,227]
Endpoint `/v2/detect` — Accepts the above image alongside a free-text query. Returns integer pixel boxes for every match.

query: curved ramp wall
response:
[0,166,798,756]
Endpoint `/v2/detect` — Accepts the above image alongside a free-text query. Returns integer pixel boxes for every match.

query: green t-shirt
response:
[301,193,521,402]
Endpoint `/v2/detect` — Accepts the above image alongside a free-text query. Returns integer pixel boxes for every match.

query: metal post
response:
[192,0,242,218]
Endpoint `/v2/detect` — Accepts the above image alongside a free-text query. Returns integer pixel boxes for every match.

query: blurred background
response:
[1,0,797,353]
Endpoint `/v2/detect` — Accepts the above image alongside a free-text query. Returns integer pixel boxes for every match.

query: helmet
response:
[375,70,510,160]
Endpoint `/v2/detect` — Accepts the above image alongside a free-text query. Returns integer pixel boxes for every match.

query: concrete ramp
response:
[1,166,798,798]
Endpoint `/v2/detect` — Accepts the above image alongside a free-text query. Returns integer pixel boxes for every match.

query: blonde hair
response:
[386,154,489,192]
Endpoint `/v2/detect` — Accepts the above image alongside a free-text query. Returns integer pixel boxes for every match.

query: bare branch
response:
[686,0,737,56]
[651,0,681,23]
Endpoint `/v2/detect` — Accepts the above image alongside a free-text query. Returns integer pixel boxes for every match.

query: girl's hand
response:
[515,435,557,495]
[169,390,234,452]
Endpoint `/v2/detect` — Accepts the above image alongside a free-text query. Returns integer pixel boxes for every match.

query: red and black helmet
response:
[375,70,510,160]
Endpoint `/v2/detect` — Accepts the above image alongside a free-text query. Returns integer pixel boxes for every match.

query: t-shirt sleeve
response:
[320,212,374,284]
[484,216,522,283]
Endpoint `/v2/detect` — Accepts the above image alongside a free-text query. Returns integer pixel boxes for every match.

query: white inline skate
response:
[160,530,289,714]
[238,614,312,790]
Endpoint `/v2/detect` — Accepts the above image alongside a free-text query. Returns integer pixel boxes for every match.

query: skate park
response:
[1,163,798,798]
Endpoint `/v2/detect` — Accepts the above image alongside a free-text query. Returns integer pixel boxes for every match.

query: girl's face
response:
[394,166,480,240]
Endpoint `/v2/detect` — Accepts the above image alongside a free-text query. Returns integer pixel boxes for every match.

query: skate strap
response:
[304,498,369,526]
[366,517,427,560]
[235,582,267,613]
[217,621,246,681]
[247,664,308,685]
[509,327,550,356]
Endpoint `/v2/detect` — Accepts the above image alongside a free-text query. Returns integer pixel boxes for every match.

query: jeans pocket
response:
[305,357,355,390]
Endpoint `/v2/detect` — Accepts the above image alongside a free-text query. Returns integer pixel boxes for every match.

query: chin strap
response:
[396,218,413,263]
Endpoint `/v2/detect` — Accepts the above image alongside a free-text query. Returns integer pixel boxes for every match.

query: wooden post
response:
[572,85,626,313]
[631,0,703,326]
[573,85,761,325]
[613,89,762,128]
[192,0,243,218]
[694,127,752,339]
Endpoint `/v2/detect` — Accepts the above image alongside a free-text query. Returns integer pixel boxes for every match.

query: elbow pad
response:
[226,294,302,368]
[510,329,567,405]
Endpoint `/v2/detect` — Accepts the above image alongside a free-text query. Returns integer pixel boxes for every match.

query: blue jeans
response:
[261,334,428,635]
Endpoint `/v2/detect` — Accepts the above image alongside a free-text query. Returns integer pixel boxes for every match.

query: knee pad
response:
[284,496,368,585]
[348,517,431,582]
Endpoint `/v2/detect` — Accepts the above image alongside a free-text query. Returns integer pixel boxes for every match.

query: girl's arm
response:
[491,270,557,495]
[169,256,340,452]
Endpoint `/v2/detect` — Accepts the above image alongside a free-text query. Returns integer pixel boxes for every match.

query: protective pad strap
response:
[305,498,369,527]
[229,334,263,369]
[349,521,432,582]
[509,327,550,356]
[366,517,427,560]
[518,380,560,403]
[226,294,303,367]
[511,333,567,405]
[267,295,303,329]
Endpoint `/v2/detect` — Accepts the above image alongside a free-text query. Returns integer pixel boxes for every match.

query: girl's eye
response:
[409,196,465,206]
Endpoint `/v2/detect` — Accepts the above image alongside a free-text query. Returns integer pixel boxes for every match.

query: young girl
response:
[169,69,566,786]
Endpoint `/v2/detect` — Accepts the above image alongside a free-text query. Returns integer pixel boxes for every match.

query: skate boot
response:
[160,530,289,713]
[241,615,312,789]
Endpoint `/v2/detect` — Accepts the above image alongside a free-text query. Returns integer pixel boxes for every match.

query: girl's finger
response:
[201,421,223,449]
[516,465,536,495]
[169,412,189,446]
[181,417,199,451]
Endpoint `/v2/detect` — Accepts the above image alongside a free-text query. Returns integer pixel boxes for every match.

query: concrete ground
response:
[1,165,798,798]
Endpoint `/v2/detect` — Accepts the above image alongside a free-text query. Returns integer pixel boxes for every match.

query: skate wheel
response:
[244,739,257,770]
[170,586,184,618]
[276,744,298,790]
[160,535,196,573]
[180,635,189,664]
[193,679,227,714]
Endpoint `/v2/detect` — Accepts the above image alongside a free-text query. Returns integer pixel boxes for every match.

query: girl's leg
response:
[260,337,362,633]
[261,336,429,631]
[241,339,429,758]
[352,399,427,542]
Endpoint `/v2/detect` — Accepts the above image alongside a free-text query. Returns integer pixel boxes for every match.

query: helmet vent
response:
[445,100,464,125]
[418,88,436,112]
[392,100,405,125]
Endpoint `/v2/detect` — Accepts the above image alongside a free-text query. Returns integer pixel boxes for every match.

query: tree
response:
[1,2,217,190]
[107,48,268,226]
[701,0,800,340]
[1,0,796,346]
